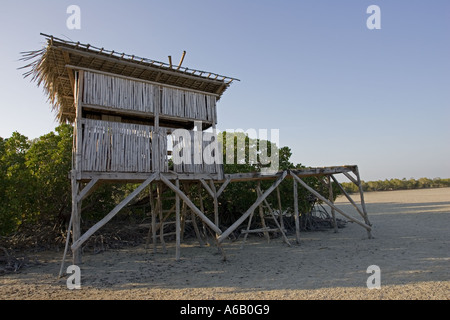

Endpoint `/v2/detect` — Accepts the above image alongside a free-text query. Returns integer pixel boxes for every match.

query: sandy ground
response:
[1,188,449,300]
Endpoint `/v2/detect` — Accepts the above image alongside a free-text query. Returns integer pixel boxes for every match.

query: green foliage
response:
[341,177,450,193]
[214,132,335,226]
[0,132,32,235]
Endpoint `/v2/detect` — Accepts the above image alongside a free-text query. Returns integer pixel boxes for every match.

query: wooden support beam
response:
[77,178,100,202]
[160,175,222,236]
[293,178,300,244]
[276,186,285,233]
[175,179,181,260]
[199,179,214,198]
[327,176,338,233]
[331,175,366,220]
[157,182,167,253]
[343,171,358,185]
[217,171,287,243]
[256,186,291,246]
[71,172,82,264]
[71,173,158,251]
[147,183,157,253]
[257,182,270,242]
[241,228,281,234]
[353,166,372,227]
[290,172,372,236]
[217,177,231,197]
[210,180,219,227]
[62,51,75,93]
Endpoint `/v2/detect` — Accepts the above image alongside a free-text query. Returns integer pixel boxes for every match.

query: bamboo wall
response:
[80,119,221,174]
[82,71,217,123]
[81,119,164,173]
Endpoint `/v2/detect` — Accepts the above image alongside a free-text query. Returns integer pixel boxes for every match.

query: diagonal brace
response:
[217,171,287,243]
[71,173,158,251]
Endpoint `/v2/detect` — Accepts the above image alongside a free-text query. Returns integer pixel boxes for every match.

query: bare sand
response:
[1,188,449,300]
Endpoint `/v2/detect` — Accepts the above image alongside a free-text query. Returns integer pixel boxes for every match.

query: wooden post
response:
[146,183,157,253]
[75,71,84,180]
[290,172,372,236]
[160,175,222,236]
[152,87,161,173]
[331,175,366,219]
[217,171,287,243]
[210,180,219,227]
[276,186,285,233]
[198,182,211,246]
[71,173,158,251]
[327,176,338,233]
[257,186,291,246]
[354,167,371,226]
[157,182,167,253]
[175,179,181,261]
[180,199,187,242]
[293,177,301,245]
[257,181,270,242]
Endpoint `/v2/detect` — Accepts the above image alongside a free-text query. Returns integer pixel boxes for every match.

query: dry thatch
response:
[20,33,238,124]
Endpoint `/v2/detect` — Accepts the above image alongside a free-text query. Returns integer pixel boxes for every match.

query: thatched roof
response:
[20,33,238,124]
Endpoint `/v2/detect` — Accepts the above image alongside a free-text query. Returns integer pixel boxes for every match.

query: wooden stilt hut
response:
[21,34,372,269]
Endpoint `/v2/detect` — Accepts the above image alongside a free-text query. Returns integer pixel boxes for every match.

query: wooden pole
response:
[290,172,372,236]
[175,179,181,261]
[157,182,167,253]
[293,178,301,244]
[257,181,270,242]
[71,172,82,264]
[197,182,210,245]
[160,175,222,235]
[257,186,291,246]
[331,175,366,219]
[146,183,157,253]
[353,167,371,226]
[71,173,158,251]
[59,198,74,278]
[210,180,219,227]
[276,186,285,233]
[217,171,287,243]
[327,176,338,233]
[241,206,255,248]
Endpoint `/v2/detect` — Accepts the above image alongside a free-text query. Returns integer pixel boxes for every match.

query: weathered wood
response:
[70,170,82,264]
[343,171,359,185]
[353,167,371,226]
[327,176,338,233]
[217,178,230,197]
[67,64,222,98]
[257,186,291,246]
[241,228,281,234]
[331,175,366,220]
[149,184,157,252]
[217,171,287,243]
[210,180,219,227]
[71,173,158,251]
[160,175,222,235]
[157,182,167,253]
[257,182,270,242]
[75,71,84,180]
[241,205,256,248]
[197,182,211,246]
[175,179,181,260]
[199,179,214,198]
[290,172,372,235]
[77,178,100,202]
[293,178,301,244]
[276,186,285,232]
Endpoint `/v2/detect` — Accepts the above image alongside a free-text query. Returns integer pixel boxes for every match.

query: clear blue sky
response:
[0,0,449,181]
